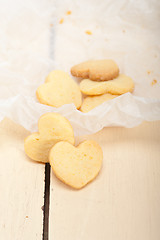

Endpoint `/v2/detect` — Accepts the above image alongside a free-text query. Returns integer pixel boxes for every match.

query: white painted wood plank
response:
[49,121,160,240]
[0,118,45,240]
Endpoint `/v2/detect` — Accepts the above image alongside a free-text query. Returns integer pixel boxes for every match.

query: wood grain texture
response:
[0,118,45,240]
[49,121,160,240]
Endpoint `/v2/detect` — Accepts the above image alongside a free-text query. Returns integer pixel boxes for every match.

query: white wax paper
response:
[0,0,160,136]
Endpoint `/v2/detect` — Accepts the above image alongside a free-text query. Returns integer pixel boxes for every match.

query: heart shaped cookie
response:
[49,140,103,189]
[36,70,82,109]
[80,74,134,95]
[71,59,119,81]
[24,113,74,163]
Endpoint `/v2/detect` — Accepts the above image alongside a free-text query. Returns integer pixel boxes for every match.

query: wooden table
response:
[0,118,160,240]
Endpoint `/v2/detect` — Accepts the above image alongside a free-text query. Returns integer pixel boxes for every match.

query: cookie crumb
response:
[147,71,151,75]
[59,18,64,24]
[66,10,72,15]
[151,79,157,86]
[50,23,53,27]
[85,30,92,35]
[26,216,29,218]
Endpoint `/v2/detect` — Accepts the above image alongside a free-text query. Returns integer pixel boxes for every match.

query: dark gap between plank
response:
[43,163,51,240]
[43,20,54,240]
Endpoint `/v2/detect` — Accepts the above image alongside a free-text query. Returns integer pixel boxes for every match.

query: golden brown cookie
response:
[49,140,103,189]
[24,113,74,163]
[81,93,118,113]
[80,74,134,95]
[71,59,119,81]
[36,70,82,109]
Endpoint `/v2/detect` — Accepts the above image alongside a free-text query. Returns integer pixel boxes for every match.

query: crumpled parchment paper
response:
[0,0,160,135]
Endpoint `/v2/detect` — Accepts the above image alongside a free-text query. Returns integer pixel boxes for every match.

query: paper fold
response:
[0,0,160,136]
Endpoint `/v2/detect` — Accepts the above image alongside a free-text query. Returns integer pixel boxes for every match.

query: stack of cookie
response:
[71,60,134,112]
[25,60,134,189]
[24,113,103,189]
[36,59,134,113]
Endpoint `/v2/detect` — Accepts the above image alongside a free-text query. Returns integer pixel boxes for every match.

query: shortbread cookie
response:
[80,74,134,95]
[49,140,103,189]
[81,93,118,113]
[36,70,82,109]
[24,113,74,163]
[71,60,119,81]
